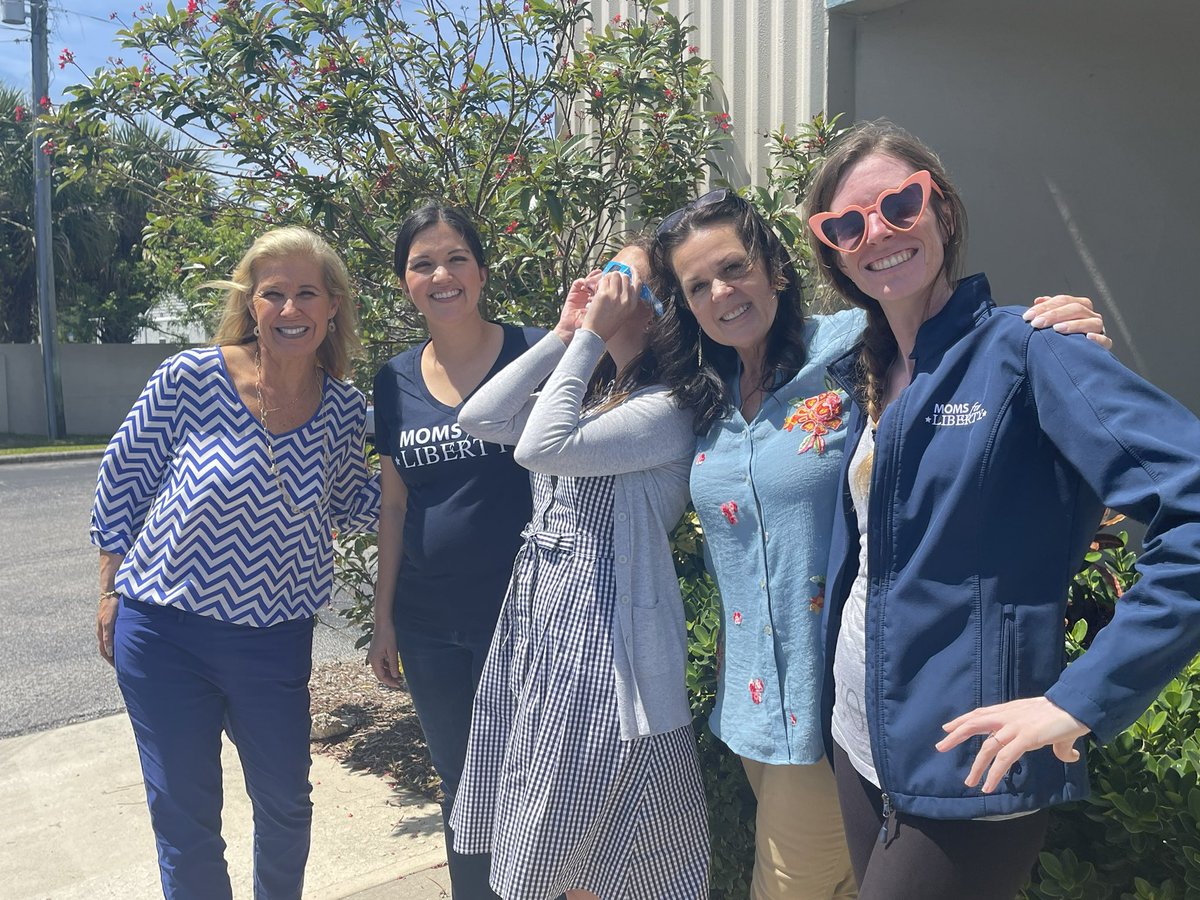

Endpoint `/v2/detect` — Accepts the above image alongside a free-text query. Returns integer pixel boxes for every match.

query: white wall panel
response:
[581,1,827,189]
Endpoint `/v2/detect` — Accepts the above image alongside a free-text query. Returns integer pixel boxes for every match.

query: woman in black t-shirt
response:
[369,205,541,900]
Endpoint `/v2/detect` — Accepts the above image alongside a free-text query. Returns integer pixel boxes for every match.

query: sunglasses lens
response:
[880,182,925,230]
[822,211,865,251]
[656,189,733,236]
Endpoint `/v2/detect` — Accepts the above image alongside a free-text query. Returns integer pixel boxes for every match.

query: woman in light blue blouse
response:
[91,226,379,900]
[650,193,1107,900]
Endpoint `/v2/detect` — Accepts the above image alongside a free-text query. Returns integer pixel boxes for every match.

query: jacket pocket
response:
[1000,604,1017,703]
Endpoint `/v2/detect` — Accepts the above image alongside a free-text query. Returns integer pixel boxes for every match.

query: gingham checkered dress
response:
[450,471,709,900]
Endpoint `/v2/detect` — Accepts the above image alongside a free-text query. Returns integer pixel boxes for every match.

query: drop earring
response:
[327,318,337,334]
[253,324,261,337]
[697,335,704,368]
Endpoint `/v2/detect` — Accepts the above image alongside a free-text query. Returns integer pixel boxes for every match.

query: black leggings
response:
[833,743,1048,900]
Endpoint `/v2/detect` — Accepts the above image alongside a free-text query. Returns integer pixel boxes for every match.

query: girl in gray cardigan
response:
[448,241,709,900]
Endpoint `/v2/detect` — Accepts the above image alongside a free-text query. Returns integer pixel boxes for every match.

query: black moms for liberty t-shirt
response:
[373,323,544,629]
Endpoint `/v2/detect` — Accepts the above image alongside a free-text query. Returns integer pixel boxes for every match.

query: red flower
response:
[749,678,765,704]
[720,500,738,525]
[612,13,621,22]
[13,105,25,123]
[39,95,50,109]
[505,220,519,234]
[41,139,56,155]
[809,575,826,613]
[732,610,743,625]
[688,45,699,54]
[58,49,74,69]
[593,88,602,98]
[663,87,675,101]
[783,390,844,454]
[315,100,329,111]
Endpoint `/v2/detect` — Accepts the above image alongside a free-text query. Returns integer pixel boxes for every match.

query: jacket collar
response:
[826,273,995,394]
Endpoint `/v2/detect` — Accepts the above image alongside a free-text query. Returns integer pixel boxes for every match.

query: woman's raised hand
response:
[936,696,1090,794]
[581,267,642,342]
[554,272,600,345]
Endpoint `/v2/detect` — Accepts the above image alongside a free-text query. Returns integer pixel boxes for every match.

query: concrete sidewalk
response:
[0,714,452,899]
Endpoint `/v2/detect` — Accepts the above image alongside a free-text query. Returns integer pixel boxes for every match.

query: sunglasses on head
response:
[807,170,945,254]
[656,188,740,236]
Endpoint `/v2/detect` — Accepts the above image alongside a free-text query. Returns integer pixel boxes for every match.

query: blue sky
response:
[0,3,126,102]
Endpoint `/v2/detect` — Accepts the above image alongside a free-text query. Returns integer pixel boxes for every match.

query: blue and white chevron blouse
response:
[91,347,381,627]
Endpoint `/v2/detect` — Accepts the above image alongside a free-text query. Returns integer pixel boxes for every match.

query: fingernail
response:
[1021,309,1034,321]
[1030,316,1047,329]
[1052,321,1068,332]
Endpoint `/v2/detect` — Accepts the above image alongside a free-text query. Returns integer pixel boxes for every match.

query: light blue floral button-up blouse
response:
[692,309,864,764]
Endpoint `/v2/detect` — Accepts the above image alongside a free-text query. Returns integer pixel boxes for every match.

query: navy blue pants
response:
[114,597,315,900]
[394,617,502,900]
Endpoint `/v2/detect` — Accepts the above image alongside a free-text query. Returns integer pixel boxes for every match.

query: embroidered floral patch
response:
[809,575,826,613]
[695,452,706,465]
[732,610,743,625]
[720,500,739,524]
[789,711,797,726]
[749,678,765,704]
[783,390,845,454]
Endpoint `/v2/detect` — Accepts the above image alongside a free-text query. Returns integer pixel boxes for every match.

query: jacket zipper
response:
[878,791,895,844]
[1001,604,1016,702]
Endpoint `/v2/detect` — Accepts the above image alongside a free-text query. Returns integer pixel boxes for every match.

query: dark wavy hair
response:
[393,203,488,277]
[801,121,967,423]
[650,191,810,435]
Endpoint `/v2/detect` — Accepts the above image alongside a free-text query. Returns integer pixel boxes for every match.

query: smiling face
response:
[669,223,778,360]
[401,221,488,326]
[250,253,339,362]
[828,153,951,310]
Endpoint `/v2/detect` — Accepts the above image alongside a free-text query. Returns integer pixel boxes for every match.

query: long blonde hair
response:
[209,226,362,379]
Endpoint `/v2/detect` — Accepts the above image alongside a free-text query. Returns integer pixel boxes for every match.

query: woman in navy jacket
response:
[803,121,1200,898]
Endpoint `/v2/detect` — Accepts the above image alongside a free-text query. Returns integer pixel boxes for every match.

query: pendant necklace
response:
[254,344,331,516]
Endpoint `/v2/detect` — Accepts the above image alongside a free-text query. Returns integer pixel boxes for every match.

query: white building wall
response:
[587,0,1200,416]
[582,0,829,188]
[838,0,1200,412]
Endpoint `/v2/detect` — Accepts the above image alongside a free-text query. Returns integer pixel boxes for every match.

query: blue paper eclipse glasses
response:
[601,260,664,317]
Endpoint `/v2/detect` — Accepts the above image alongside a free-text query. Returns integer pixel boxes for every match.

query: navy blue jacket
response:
[822,274,1200,819]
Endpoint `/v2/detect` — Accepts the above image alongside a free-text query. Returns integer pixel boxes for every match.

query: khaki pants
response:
[741,757,858,900]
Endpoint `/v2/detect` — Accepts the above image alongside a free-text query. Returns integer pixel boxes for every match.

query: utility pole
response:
[3,0,66,437]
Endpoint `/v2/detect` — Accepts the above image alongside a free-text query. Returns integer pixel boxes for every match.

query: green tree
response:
[52,0,727,370]
[0,87,188,343]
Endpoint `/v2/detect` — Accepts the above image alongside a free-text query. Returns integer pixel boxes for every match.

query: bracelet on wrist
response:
[99,589,120,601]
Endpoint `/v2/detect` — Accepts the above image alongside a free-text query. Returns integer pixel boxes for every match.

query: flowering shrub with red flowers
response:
[49,0,725,361]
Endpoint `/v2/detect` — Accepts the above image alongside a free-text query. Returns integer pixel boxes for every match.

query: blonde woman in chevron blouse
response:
[90,226,380,900]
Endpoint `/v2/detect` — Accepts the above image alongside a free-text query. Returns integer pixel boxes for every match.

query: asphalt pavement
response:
[1,454,452,898]
[0,456,367,738]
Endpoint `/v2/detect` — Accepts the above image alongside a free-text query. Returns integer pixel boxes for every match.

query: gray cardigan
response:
[459,330,695,739]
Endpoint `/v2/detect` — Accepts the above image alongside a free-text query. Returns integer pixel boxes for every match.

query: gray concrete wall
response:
[835,0,1200,413]
[0,344,187,437]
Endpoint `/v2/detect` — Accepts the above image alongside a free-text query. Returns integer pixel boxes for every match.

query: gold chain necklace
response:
[254,344,330,516]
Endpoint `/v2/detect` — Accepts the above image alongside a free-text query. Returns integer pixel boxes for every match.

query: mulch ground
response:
[308,657,440,802]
